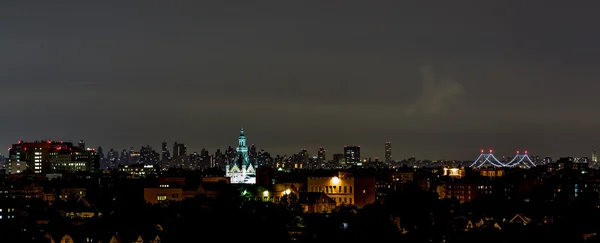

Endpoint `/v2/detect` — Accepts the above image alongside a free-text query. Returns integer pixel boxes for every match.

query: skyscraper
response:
[385,142,392,162]
[317,147,326,162]
[593,149,597,163]
[172,142,179,159]
[161,142,170,162]
[343,146,361,165]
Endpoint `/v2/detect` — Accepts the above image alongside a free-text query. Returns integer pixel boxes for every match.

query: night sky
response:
[1,1,599,160]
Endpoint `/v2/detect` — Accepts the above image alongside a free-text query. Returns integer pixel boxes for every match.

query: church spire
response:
[240,127,244,136]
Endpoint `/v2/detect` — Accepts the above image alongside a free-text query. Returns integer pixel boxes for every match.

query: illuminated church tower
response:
[225,128,256,184]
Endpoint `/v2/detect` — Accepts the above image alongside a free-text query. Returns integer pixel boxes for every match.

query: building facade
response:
[385,142,392,162]
[225,128,256,184]
[7,141,99,174]
[307,172,375,208]
[307,172,355,206]
[343,146,361,166]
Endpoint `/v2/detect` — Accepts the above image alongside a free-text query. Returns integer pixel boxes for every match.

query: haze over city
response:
[1,1,599,159]
[4,1,600,243]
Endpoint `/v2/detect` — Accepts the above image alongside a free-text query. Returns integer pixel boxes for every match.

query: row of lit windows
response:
[309,185,353,194]
[156,194,179,201]
[332,197,352,204]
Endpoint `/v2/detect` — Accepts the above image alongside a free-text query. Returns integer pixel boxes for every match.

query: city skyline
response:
[2,2,599,160]
[2,133,592,161]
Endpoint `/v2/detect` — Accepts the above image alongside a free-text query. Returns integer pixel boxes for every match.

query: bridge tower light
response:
[524,150,528,154]
[480,149,484,153]
[489,149,493,153]
[516,150,520,154]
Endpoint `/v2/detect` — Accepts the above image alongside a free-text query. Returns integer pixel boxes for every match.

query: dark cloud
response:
[405,66,466,115]
[0,1,599,159]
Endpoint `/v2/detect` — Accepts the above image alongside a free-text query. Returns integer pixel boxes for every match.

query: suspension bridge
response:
[469,149,536,168]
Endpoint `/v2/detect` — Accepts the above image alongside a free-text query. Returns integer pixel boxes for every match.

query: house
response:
[509,213,532,225]
[44,231,161,243]
[55,196,101,219]
[109,234,161,243]
[143,187,184,204]
[195,182,226,199]
[452,216,501,231]
[298,192,337,213]
[45,233,101,243]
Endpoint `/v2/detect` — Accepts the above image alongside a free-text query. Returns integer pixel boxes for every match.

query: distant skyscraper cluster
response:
[0,127,405,182]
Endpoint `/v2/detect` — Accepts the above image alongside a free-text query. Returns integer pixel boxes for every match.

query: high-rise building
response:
[173,142,179,159]
[593,149,597,163]
[385,142,392,162]
[120,149,129,165]
[332,153,344,163]
[140,145,160,165]
[343,146,361,165]
[97,146,106,169]
[178,143,187,157]
[317,147,326,162]
[161,142,170,162]
[172,142,187,160]
[7,140,99,174]
[107,148,118,168]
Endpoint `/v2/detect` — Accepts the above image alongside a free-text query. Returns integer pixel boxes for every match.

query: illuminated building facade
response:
[144,187,184,204]
[7,140,99,174]
[480,168,504,177]
[385,142,392,162]
[117,164,159,178]
[437,182,478,203]
[307,172,375,208]
[343,146,360,165]
[308,172,355,206]
[443,167,465,178]
[225,128,256,184]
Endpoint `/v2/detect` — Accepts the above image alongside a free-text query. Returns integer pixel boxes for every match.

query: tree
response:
[279,192,302,212]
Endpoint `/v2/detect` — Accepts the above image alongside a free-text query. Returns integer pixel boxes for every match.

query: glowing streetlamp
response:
[331,176,340,185]
[284,189,291,195]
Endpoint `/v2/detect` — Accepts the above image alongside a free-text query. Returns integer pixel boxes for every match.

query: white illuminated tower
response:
[593,149,597,164]
[225,128,256,184]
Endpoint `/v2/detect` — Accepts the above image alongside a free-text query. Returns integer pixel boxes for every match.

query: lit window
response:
[157,196,166,201]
